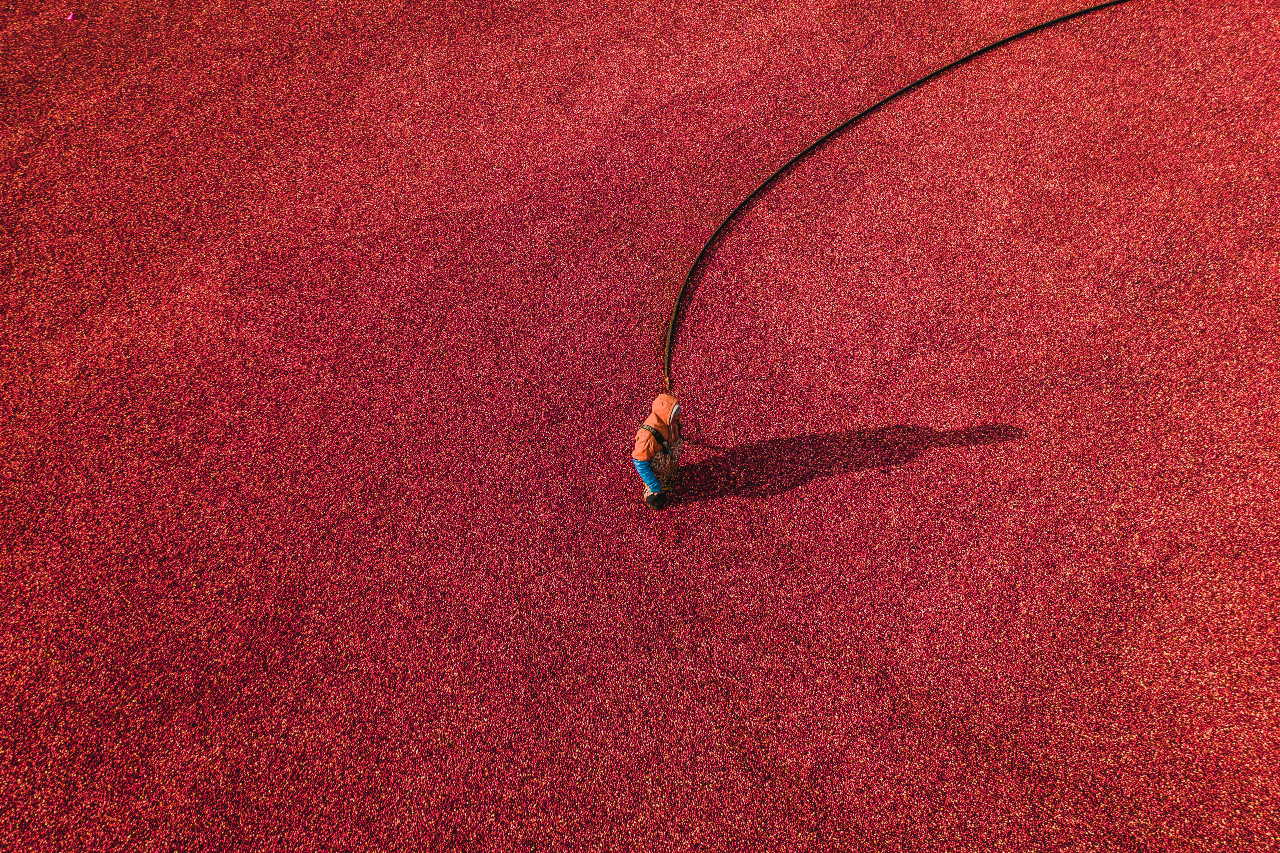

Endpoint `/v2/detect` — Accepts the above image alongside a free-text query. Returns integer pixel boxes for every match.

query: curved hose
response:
[663,0,1136,391]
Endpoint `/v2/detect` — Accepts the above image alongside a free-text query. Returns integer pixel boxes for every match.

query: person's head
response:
[652,393,679,425]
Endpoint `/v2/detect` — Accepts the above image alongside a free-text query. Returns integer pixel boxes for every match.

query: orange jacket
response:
[632,394,680,461]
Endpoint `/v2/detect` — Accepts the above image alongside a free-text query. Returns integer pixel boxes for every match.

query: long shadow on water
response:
[674,424,1024,503]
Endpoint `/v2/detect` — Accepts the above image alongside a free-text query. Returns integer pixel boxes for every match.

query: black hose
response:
[663,0,1137,392]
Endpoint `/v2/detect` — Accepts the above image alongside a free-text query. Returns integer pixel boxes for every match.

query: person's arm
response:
[633,457,662,494]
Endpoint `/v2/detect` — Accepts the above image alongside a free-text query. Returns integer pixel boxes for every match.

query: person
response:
[632,393,682,509]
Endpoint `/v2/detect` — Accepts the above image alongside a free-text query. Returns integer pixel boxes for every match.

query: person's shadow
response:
[673,424,1024,503]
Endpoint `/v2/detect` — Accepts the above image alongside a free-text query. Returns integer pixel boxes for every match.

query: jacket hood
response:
[651,393,678,424]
